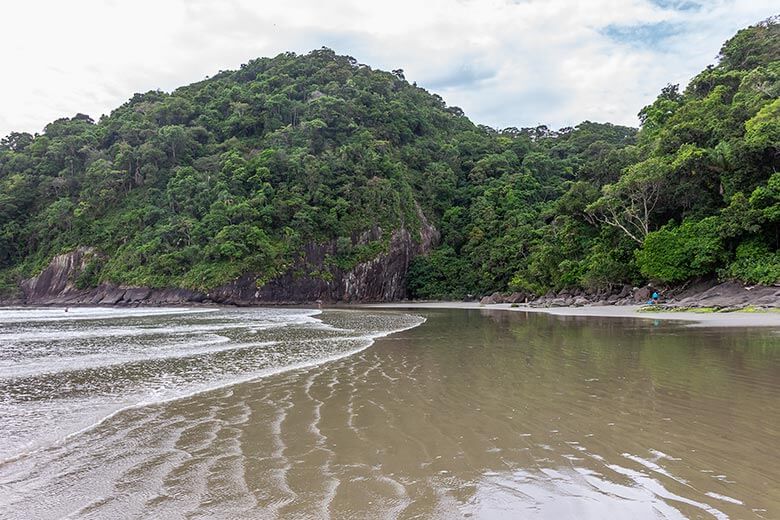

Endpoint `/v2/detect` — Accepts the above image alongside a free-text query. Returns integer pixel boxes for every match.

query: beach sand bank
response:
[362,302,780,327]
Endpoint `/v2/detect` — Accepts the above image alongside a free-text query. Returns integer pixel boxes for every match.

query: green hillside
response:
[411,16,780,297]
[0,18,778,299]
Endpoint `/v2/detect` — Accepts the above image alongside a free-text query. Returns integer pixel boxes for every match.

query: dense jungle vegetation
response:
[0,18,778,298]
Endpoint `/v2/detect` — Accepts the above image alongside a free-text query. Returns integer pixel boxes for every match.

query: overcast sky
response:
[1,0,777,137]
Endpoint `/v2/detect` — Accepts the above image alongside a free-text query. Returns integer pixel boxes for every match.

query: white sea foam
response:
[0,307,424,463]
[0,306,219,323]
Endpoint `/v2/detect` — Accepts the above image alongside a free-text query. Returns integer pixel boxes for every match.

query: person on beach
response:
[646,287,659,305]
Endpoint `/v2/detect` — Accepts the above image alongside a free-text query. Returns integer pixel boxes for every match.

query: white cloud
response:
[0,0,776,137]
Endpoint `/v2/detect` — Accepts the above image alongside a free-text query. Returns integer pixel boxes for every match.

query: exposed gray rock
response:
[19,247,96,304]
[506,292,527,304]
[667,281,780,309]
[573,296,589,307]
[523,280,779,309]
[96,286,127,305]
[10,214,439,306]
[632,286,652,303]
[123,288,151,303]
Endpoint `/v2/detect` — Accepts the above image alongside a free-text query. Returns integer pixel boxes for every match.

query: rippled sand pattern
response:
[1,309,779,519]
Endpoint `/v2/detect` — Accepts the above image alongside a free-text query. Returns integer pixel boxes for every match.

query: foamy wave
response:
[0,308,424,463]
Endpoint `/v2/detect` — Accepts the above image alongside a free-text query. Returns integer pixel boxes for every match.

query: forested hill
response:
[0,18,778,302]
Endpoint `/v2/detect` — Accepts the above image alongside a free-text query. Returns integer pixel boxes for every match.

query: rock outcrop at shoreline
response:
[9,231,778,310]
[480,285,637,307]
[661,280,780,309]
[16,247,210,306]
[8,221,439,306]
[480,279,780,310]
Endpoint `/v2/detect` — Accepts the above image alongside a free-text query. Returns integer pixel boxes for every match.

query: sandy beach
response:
[362,302,780,328]
[2,306,779,518]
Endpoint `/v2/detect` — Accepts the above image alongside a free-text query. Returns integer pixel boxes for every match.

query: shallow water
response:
[1,307,778,519]
[0,307,422,461]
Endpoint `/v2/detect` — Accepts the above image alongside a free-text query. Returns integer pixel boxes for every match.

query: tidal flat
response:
[1,306,778,519]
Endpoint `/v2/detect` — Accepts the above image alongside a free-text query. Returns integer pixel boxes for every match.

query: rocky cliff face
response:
[16,246,205,306]
[13,219,439,306]
[19,247,98,303]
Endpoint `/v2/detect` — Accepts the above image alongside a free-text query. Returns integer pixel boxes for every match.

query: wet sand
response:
[365,302,780,327]
[2,308,779,519]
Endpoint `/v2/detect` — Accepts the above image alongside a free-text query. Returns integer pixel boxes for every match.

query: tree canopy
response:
[1,18,779,298]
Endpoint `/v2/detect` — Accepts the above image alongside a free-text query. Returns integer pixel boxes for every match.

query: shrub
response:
[721,240,780,284]
[74,256,104,289]
[636,217,726,283]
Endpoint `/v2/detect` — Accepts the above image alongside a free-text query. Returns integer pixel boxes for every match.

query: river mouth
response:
[1,308,778,518]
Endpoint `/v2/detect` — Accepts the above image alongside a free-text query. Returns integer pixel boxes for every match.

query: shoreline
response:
[359,302,780,328]
[0,308,426,464]
[4,302,778,517]
[4,300,780,328]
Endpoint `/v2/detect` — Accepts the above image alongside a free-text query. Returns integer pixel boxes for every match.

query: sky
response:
[0,0,777,138]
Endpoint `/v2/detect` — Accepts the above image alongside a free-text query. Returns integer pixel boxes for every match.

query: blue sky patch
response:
[648,0,703,11]
[602,21,687,47]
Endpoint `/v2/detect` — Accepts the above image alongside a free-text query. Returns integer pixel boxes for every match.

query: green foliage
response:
[407,246,476,299]
[717,16,780,71]
[580,232,641,290]
[636,218,727,283]
[721,240,780,285]
[1,18,779,299]
[331,239,389,271]
[0,48,473,291]
[587,157,668,244]
[74,255,104,289]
